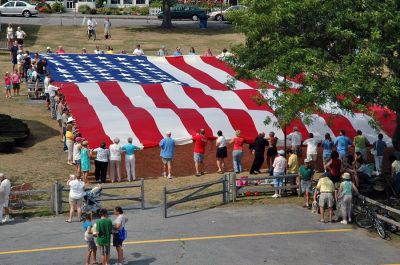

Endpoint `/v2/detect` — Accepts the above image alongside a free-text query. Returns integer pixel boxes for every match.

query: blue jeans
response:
[232,150,243,173]
[273,171,284,187]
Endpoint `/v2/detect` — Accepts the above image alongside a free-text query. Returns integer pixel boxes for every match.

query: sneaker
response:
[3,216,14,223]
[271,194,278,198]
[167,174,172,179]
[162,172,166,178]
[340,220,348,225]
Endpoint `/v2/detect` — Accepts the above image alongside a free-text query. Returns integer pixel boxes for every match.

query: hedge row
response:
[79,5,149,15]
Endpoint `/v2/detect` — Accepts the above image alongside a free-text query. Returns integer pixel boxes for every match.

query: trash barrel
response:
[199,18,207,29]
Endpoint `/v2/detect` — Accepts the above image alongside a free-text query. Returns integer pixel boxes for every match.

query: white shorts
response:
[2,195,9,207]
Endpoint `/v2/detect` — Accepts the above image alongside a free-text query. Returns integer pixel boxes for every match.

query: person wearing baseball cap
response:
[298,158,314,208]
[272,149,287,198]
[337,172,358,224]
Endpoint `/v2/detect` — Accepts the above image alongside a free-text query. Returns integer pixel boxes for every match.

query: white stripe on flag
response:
[321,103,392,146]
[303,114,336,141]
[118,82,193,145]
[161,83,198,109]
[77,82,142,146]
[247,110,284,141]
[183,56,251,90]
[147,56,208,89]
[342,113,392,146]
[161,83,237,138]
[196,108,236,138]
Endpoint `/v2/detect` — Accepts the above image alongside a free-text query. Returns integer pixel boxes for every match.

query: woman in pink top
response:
[4,72,11,98]
[204,48,213,57]
[12,69,20,96]
[230,130,244,173]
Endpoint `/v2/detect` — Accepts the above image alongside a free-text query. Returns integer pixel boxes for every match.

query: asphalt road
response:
[0,14,232,28]
[0,205,399,265]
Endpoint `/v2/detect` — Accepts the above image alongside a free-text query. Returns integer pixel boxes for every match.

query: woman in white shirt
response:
[73,137,83,177]
[109,137,122,182]
[66,174,85,223]
[303,133,321,171]
[6,23,13,47]
[215,130,227,173]
[94,142,110,183]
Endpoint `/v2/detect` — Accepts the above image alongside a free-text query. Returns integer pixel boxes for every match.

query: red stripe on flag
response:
[181,86,258,141]
[60,82,111,147]
[200,56,260,89]
[234,88,309,138]
[368,106,396,138]
[165,57,228,90]
[141,84,214,137]
[97,81,162,147]
[234,89,274,112]
[318,113,356,139]
[287,119,309,140]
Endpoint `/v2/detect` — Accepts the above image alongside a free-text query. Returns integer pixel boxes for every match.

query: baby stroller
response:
[82,185,102,216]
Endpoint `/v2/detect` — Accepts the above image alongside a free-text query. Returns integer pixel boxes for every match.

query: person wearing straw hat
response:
[298,158,314,208]
[272,149,287,198]
[337,172,358,224]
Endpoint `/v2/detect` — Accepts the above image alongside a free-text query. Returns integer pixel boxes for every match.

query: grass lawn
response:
[0,24,306,215]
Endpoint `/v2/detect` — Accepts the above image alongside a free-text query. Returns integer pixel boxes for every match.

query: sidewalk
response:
[47,13,158,20]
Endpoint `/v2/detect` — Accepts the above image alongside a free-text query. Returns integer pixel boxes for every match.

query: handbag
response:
[118,226,127,241]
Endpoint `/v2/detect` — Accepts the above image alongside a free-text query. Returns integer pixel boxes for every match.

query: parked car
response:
[209,5,247,21]
[0,1,38,17]
[158,4,208,21]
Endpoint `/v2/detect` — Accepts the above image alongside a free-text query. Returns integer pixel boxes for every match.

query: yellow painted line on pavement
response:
[0,228,352,256]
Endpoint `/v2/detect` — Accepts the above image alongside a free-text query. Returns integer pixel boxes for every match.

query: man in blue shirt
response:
[334,130,352,160]
[159,131,176,179]
[121,137,141,181]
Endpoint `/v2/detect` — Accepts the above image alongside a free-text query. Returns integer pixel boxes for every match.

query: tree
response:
[229,0,400,150]
[161,0,172,29]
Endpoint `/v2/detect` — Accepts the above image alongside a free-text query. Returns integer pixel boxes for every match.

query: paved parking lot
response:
[0,205,399,265]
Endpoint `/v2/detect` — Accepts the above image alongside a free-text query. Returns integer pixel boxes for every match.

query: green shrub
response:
[95,0,104,8]
[149,0,162,8]
[89,8,97,14]
[131,6,140,15]
[139,6,149,15]
[51,2,66,13]
[78,4,91,14]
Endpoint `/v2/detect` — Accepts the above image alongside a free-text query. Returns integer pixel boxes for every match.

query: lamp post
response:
[60,1,63,26]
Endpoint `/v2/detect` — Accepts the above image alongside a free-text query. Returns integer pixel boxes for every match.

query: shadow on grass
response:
[0,24,40,48]
[21,119,59,148]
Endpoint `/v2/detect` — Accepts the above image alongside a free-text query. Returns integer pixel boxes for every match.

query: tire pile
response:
[0,114,30,153]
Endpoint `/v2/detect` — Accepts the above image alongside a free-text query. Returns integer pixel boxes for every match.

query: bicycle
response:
[355,197,387,239]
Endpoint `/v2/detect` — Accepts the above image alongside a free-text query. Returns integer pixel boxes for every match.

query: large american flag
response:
[46,54,395,148]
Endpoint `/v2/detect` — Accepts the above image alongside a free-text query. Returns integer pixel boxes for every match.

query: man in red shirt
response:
[193,129,208,176]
